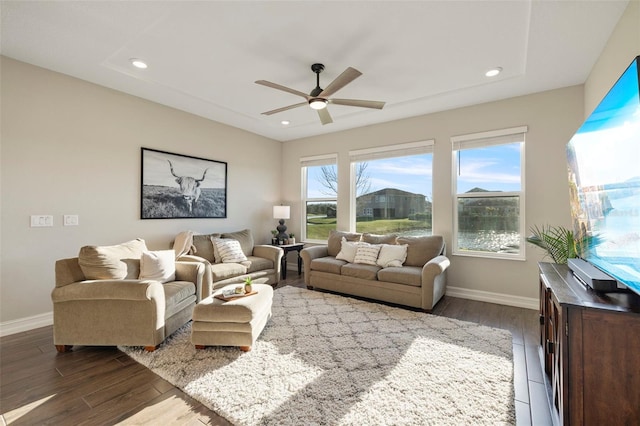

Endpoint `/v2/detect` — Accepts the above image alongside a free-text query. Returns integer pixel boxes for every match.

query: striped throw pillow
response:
[353,243,381,265]
[214,239,248,263]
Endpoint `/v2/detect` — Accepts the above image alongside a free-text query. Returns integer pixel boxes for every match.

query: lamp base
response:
[276,219,288,242]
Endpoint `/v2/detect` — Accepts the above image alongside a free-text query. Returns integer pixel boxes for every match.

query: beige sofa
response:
[301,231,450,312]
[176,229,283,298]
[52,238,205,352]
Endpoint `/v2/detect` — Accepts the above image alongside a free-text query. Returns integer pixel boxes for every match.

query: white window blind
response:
[349,140,434,162]
[452,126,527,151]
[300,153,337,167]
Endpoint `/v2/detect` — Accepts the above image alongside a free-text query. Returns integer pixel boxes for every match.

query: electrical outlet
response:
[64,215,79,226]
[30,215,53,227]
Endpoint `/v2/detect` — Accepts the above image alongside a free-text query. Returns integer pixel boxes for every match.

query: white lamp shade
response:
[273,205,290,219]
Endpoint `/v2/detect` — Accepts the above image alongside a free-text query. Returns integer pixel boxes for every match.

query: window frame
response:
[451,126,527,260]
[348,140,435,234]
[300,153,338,243]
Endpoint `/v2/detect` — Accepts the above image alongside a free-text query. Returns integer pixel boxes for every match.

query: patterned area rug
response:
[120,286,515,425]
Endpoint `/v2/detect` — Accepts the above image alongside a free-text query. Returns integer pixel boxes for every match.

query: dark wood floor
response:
[1,276,553,425]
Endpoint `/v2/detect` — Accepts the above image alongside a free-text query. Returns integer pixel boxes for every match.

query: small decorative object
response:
[234,285,244,294]
[289,233,295,244]
[271,230,278,245]
[244,277,253,294]
[273,205,290,242]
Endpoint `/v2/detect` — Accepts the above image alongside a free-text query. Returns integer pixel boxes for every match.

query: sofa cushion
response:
[397,235,445,267]
[327,230,361,257]
[214,239,248,263]
[210,262,249,282]
[78,238,147,280]
[341,263,381,280]
[139,250,176,283]
[377,266,422,287]
[221,229,254,257]
[310,257,346,274]
[362,233,398,245]
[241,256,274,273]
[377,244,408,268]
[353,243,381,265]
[336,237,360,263]
[190,233,222,263]
[163,281,197,318]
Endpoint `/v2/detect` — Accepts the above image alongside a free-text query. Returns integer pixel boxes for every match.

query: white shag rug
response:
[120,286,515,425]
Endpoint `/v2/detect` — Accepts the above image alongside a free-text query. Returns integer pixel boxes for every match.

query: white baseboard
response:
[0,311,53,337]
[446,286,538,310]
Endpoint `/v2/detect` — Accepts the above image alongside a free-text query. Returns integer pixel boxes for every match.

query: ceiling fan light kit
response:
[256,63,385,125]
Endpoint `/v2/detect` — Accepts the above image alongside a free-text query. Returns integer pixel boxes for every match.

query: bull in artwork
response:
[167,160,209,214]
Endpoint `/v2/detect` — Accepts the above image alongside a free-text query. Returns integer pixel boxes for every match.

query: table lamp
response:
[273,205,290,243]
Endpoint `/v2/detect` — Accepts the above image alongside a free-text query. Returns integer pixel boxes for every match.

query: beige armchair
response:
[52,239,205,352]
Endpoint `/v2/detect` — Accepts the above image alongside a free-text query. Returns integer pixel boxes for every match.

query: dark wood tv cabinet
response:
[538,262,640,425]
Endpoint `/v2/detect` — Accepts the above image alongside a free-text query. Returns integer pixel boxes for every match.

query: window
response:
[349,141,434,236]
[301,154,337,242]
[452,126,527,259]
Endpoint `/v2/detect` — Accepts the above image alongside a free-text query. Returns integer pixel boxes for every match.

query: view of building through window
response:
[454,140,524,256]
[352,154,433,236]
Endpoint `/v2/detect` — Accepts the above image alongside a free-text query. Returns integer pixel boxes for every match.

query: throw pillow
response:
[78,238,148,280]
[327,230,362,257]
[221,229,254,257]
[210,237,234,263]
[139,250,176,283]
[335,237,360,263]
[214,239,248,263]
[376,244,408,268]
[353,243,381,265]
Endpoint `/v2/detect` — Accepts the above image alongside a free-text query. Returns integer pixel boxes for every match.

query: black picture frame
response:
[141,148,227,219]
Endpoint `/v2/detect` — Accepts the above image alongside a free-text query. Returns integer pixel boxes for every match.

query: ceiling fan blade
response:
[318,108,333,125]
[261,102,308,116]
[319,67,362,97]
[330,98,385,109]
[255,80,310,100]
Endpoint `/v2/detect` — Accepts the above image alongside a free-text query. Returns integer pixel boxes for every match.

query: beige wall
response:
[281,86,584,304]
[585,0,640,116]
[0,57,282,325]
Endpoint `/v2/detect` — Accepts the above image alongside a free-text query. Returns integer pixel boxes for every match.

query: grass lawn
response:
[306,217,430,240]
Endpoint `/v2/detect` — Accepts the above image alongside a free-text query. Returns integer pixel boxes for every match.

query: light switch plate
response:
[31,215,53,227]
[64,215,79,226]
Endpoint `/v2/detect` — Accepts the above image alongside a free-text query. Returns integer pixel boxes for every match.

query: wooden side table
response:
[276,243,304,279]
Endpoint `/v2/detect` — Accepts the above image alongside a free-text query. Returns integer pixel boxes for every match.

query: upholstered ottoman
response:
[191,283,273,351]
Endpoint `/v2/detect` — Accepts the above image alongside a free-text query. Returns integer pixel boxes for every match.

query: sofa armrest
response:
[51,279,165,304]
[55,258,86,288]
[252,245,284,265]
[421,255,450,311]
[177,254,213,300]
[300,246,329,285]
[175,261,205,303]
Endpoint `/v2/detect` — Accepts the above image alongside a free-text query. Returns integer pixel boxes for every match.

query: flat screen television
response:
[566,55,640,296]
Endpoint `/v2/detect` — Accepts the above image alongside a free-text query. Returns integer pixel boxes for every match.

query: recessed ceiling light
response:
[130,59,148,69]
[281,120,290,126]
[485,67,502,77]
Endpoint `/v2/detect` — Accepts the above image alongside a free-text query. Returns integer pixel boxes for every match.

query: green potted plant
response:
[271,230,278,245]
[244,277,253,294]
[526,224,594,264]
[288,233,295,244]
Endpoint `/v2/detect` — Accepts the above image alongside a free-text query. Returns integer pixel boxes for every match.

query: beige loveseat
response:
[175,229,283,298]
[301,231,450,312]
[52,238,205,352]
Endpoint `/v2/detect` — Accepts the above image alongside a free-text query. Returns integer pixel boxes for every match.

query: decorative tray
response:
[214,290,258,301]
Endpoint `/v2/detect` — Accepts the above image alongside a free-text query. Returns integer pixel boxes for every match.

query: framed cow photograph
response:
[141,148,227,219]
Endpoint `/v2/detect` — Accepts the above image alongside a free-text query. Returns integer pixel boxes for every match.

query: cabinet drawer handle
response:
[539,314,545,325]
[546,339,555,354]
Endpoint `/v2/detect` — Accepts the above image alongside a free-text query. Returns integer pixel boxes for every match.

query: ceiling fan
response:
[255,63,385,125]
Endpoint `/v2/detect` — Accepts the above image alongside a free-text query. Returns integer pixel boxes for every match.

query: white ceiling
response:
[0,1,629,142]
